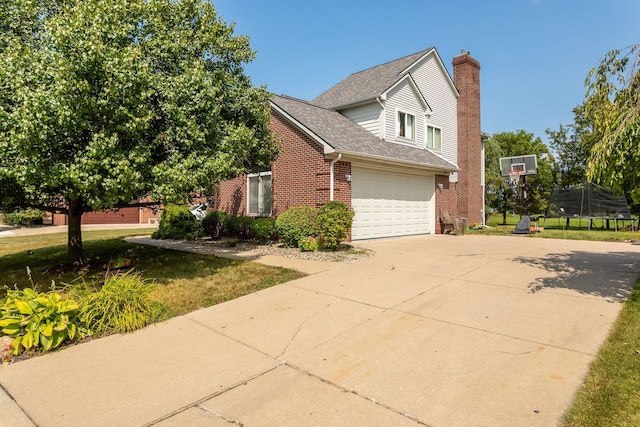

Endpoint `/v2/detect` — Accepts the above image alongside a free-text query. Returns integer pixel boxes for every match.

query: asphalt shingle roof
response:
[270,95,456,172]
[311,48,434,109]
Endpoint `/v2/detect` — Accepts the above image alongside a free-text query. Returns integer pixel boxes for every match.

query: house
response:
[214,47,483,239]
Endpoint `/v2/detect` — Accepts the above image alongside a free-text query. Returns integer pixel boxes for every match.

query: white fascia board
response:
[269,101,335,155]
[333,149,458,173]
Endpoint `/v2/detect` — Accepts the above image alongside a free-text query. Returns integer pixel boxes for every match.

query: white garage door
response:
[351,167,434,240]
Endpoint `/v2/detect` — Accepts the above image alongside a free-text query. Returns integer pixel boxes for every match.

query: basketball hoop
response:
[508,169,521,188]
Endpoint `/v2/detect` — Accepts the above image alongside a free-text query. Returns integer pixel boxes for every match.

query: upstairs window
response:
[397,111,415,141]
[427,125,441,150]
[248,172,272,216]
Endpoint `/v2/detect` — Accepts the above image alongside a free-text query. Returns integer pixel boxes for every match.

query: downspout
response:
[330,153,342,201]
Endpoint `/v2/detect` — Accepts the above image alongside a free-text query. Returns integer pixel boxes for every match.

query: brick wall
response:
[452,52,483,225]
[213,110,352,217]
[435,174,458,233]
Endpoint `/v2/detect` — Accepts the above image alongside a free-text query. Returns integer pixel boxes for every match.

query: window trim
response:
[426,124,442,151]
[247,171,272,217]
[396,110,416,141]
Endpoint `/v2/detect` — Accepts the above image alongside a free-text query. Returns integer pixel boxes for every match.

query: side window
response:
[426,125,441,150]
[247,172,272,216]
[397,111,416,141]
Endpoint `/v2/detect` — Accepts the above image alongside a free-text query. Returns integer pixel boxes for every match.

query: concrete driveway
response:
[1,234,639,426]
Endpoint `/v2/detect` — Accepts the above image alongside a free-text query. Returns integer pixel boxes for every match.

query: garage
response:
[350,167,435,240]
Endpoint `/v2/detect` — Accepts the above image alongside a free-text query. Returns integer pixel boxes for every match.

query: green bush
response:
[275,206,318,248]
[318,201,354,250]
[158,204,193,229]
[298,236,320,252]
[251,217,277,242]
[79,271,166,336]
[0,286,88,356]
[226,216,255,239]
[152,204,202,240]
[201,210,230,240]
[3,208,45,227]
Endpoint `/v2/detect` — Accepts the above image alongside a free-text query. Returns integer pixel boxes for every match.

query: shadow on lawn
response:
[514,250,640,302]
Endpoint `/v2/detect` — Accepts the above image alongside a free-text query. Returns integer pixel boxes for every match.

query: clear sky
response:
[214,0,638,145]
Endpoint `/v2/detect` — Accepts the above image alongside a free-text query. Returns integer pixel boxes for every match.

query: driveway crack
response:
[277,299,338,359]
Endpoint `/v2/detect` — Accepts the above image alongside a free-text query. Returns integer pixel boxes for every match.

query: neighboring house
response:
[214,47,484,239]
[50,202,159,226]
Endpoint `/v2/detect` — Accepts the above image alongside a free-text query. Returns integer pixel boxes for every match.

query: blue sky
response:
[214,0,638,145]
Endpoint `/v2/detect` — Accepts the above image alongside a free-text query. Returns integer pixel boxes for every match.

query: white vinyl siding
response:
[351,167,435,239]
[385,81,424,147]
[407,51,458,172]
[342,103,382,137]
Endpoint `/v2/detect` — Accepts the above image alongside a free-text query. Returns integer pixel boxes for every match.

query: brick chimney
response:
[453,51,482,225]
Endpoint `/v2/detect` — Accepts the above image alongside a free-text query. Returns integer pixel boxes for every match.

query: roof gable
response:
[311,47,456,110]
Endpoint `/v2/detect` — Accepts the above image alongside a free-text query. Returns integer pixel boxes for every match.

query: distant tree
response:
[0,0,279,263]
[485,130,555,223]
[547,125,582,189]
[584,45,640,203]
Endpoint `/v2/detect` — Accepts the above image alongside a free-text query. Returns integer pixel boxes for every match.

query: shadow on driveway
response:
[514,250,640,302]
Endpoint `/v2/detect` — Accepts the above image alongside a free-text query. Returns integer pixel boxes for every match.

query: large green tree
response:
[485,130,555,223]
[584,45,640,203]
[546,104,597,189]
[0,0,279,263]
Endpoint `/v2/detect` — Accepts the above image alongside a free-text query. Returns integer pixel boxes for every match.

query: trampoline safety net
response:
[545,183,632,219]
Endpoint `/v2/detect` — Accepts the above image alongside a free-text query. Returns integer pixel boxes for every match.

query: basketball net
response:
[508,170,522,188]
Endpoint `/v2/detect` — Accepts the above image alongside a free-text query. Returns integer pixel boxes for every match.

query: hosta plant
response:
[0,287,88,355]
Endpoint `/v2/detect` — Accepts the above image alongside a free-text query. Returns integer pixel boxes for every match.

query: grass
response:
[0,229,304,318]
[467,214,639,242]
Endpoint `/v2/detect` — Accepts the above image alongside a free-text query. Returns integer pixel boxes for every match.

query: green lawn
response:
[469,214,639,242]
[0,229,304,317]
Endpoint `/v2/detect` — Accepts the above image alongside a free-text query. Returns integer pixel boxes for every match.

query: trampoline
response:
[544,183,637,231]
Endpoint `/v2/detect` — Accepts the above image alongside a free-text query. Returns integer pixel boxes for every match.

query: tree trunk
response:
[67,198,84,264]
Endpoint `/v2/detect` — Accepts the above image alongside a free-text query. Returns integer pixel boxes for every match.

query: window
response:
[248,172,272,216]
[397,111,415,140]
[427,125,441,150]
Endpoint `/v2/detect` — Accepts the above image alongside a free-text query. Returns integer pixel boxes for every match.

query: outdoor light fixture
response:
[438,183,444,190]
[345,173,352,182]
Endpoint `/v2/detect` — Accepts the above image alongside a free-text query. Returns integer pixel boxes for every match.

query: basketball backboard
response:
[499,155,537,177]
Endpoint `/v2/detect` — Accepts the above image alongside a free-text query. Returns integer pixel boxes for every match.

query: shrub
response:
[3,208,45,227]
[79,271,166,336]
[153,204,202,240]
[251,217,277,242]
[158,204,193,229]
[226,216,255,239]
[317,201,354,250]
[201,211,230,240]
[0,286,88,356]
[275,206,318,248]
[298,236,320,252]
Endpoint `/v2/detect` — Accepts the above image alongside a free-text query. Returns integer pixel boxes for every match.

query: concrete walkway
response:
[1,234,640,426]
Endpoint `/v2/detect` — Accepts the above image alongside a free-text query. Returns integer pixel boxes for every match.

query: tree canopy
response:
[546,104,597,190]
[485,130,554,223]
[584,45,640,203]
[0,0,279,262]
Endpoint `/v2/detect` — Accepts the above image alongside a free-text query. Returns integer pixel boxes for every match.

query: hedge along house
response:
[213,48,483,239]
